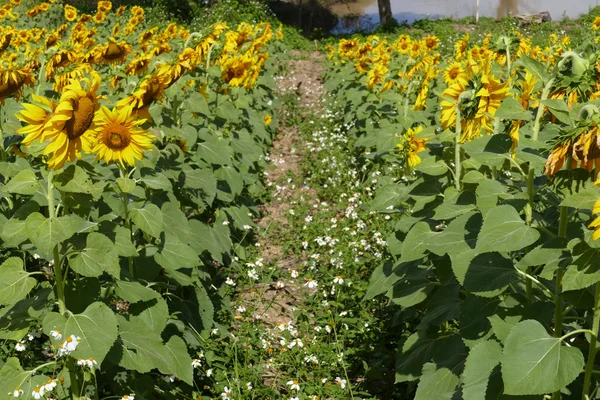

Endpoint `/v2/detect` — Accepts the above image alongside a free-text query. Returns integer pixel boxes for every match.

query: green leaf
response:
[400,222,435,263]
[140,172,172,191]
[542,99,571,125]
[476,205,540,254]
[25,213,80,256]
[116,177,136,194]
[560,184,600,209]
[114,317,169,374]
[495,97,532,121]
[161,202,190,244]
[4,169,39,195]
[196,138,233,165]
[112,226,138,257]
[462,340,503,400]
[501,319,584,395]
[70,232,120,278]
[0,258,36,306]
[488,315,521,343]
[0,358,50,400]
[516,238,569,270]
[370,184,408,211]
[414,363,459,400]
[462,135,512,167]
[563,245,600,291]
[130,204,163,238]
[43,302,118,365]
[155,235,200,272]
[365,261,409,300]
[1,201,39,247]
[54,165,93,194]
[464,252,517,296]
[115,281,160,302]
[414,155,449,176]
[514,55,549,83]
[426,212,481,257]
[476,179,509,216]
[164,335,194,385]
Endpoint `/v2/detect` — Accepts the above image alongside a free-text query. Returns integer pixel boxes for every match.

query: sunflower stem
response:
[47,170,66,315]
[119,166,135,278]
[0,104,5,162]
[551,206,569,399]
[532,78,554,141]
[583,281,600,399]
[454,104,462,191]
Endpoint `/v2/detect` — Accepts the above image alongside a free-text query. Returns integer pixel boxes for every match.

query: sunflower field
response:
[323,22,600,400]
[0,0,286,397]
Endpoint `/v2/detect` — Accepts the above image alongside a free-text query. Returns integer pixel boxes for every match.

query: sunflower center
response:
[449,68,460,79]
[66,96,96,140]
[102,123,131,150]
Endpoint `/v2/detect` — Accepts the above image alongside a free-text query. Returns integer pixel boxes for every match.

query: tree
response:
[377,0,393,26]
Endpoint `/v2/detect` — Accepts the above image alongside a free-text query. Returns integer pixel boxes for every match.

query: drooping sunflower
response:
[45,49,78,80]
[440,62,509,143]
[91,105,154,167]
[43,74,101,169]
[16,94,57,147]
[398,126,430,168]
[53,64,96,92]
[0,66,35,104]
[96,38,131,64]
[125,55,151,76]
[0,31,12,54]
[116,74,166,120]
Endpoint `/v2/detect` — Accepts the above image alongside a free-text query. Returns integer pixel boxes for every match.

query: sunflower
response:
[39,3,49,12]
[116,74,166,120]
[593,17,600,31]
[125,55,151,76]
[53,64,95,92]
[91,105,154,167]
[443,62,468,86]
[93,12,105,24]
[130,6,144,17]
[355,57,372,74]
[43,74,101,169]
[16,94,57,147]
[96,38,131,64]
[0,32,12,54]
[264,115,272,126]
[177,48,200,71]
[97,1,112,13]
[398,126,429,168]
[366,63,387,89]
[440,64,509,143]
[45,49,78,80]
[116,5,126,16]
[423,35,440,51]
[0,66,35,104]
[64,4,77,22]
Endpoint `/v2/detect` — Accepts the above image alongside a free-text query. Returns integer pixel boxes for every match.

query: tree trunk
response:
[377,0,393,26]
[297,0,303,30]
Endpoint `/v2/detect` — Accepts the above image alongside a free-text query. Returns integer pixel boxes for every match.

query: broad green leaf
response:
[542,99,570,124]
[476,205,540,254]
[495,97,532,121]
[419,284,461,328]
[433,188,476,220]
[414,155,449,176]
[54,165,93,194]
[563,245,600,291]
[140,172,172,191]
[560,184,600,209]
[370,184,408,211]
[0,258,36,306]
[161,202,190,244]
[130,204,163,238]
[115,317,169,374]
[4,169,39,195]
[25,213,80,256]
[460,296,500,341]
[129,296,169,334]
[365,261,408,300]
[195,138,233,165]
[426,212,481,257]
[390,267,434,307]
[462,135,512,167]
[516,238,569,270]
[0,358,50,400]
[414,363,459,400]
[1,201,39,247]
[164,335,193,385]
[464,252,517,296]
[462,340,503,400]
[112,226,138,257]
[155,235,200,272]
[43,302,118,365]
[476,179,509,215]
[514,55,549,83]
[488,315,521,343]
[400,222,435,263]
[0,289,52,341]
[116,177,136,193]
[115,281,160,302]
[501,319,584,395]
[70,232,120,278]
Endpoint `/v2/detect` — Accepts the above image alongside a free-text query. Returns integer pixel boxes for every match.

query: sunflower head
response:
[0,66,35,104]
[16,94,57,147]
[92,105,154,167]
[64,4,77,22]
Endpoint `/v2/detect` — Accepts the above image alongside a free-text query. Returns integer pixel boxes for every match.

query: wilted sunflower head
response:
[0,66,35,104]
[46,49,78,80]
[0,31,12,54]
[125,55,151,76]
[97,38,131,64]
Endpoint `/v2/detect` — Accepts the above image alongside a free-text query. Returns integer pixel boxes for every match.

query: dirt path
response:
[240,50,326,328]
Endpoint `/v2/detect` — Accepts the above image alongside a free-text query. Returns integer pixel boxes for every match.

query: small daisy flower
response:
[304,278,318,289]
[50,330,62,340]
[221,386,232,399]
[15,342,26,352]
[121,395,135,400]
[11,387,23,397]
[290,270,299,279]
[225,277,236,286]
[192,359,201,368]
[286,380,300,391]
[335,377,347,389]
[206,368,213,377]
[333,275,344,285]
[31,387,44,400]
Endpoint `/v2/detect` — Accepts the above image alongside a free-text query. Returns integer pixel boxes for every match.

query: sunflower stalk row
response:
[0,0,286,397]
[325,22,600,399]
